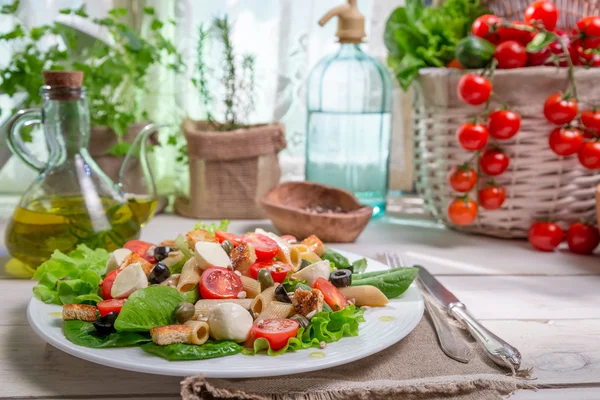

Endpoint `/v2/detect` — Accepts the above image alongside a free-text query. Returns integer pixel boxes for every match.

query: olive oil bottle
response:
[4,71,159,269]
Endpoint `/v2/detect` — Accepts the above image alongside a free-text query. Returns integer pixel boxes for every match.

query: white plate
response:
[27,249,424,378]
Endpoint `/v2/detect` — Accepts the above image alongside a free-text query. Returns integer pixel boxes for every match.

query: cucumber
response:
[455,36,496,69]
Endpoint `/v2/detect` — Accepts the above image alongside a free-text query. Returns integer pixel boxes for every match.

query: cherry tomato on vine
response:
[457,123,488,151]
[457,74,492,106]
[478,185,506,210]
[543,93,578,125]
[527,48,551,66]
[498,21,535,45]
[471,14,502,44]
[528,221,563,252]
[546,30,571,67]
[447,198,478,226]
[566,222,600,254]
[548,127,584,156]
[577,141,600,170]
[494,40,528,69]
[577,16,600,50]
[448,165,477,193]
[582,110,600,132]
[480,148,510,176]
[488,110,521,140]
[524,0,558,31]
[584,129,598,139]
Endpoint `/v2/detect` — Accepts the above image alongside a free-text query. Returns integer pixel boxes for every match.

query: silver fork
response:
[383,252,472,363]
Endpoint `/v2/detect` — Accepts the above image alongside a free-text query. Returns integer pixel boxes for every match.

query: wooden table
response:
[2,215,599,400]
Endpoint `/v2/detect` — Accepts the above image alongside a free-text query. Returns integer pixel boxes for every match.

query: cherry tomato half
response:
[566,223,600,255]
[577,16,600,49]
[524,0,558,31]
[101,269,120,300]
[123,240,156,263]
[313,277,347,311]
[549,128,584,156]
[215,231,242,246]
[199,267,244,299]
[241,233,279,261]
[457,123,488,151]
[582,110,600,132]
[250,319,300,350]
[480,148,510,176]
[447,198,478,226]
[494,40,527,69]
[578,141,600,170]
[528,221,563,252]
[478,185,506,210]
[448,165,477,193]
[488,110,521,140]
[457,74,492,106]
[472,14,502,44]
[97,299,125,317]
[543,93,578,125]
[249,260,293,283]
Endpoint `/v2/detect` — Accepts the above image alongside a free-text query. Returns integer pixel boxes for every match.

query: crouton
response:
[150,325,192,345]
[121,252,153,275]
[160,239,177,248]
[62,304,97,322]
[301,235,325,256]
[292,288,324,317]
[186,229,219,248]
[231,242,257,276]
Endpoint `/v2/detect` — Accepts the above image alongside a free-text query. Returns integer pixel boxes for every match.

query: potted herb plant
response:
[174,16,286,219]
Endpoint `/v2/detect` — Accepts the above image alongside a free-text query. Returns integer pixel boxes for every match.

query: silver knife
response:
[417,266,522,371]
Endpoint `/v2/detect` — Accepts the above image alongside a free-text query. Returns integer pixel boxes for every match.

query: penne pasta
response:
[240,276,260,298]
[185,320,210,345]
[293,244,321,263]
[177,258,200,293]
[250,284,278,314]
[194,299,253,319]
[339,285,389,307]
[289,245,302,271]
[256,301,293,321]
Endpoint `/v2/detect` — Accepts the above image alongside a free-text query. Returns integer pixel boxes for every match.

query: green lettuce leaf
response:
[180,284,200,304]
[350,258,368,274]
[193,219,230,235]
[114,286,182,332]
[32,245,110,305]
[141,341,241,361]
[352,268,418,299]
[64,320,151,348]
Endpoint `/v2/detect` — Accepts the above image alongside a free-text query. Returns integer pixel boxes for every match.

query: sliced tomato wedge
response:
[249,260,293,283]
[123,240,156,263]
[101,269,120,300]
[97,298,126,317]
[215,231,242,246]
[250,318,300,350]
[313,277,347,311]
[199,267,244,299]
[280,235,298,244]
[241,233,279,261]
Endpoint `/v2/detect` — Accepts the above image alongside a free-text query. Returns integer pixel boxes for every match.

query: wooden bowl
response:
[596,185,600,228]
[260,182,373,243]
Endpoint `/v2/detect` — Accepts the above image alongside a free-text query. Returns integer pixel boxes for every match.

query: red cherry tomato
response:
[527,48,551,66]
[313,277,347,311]
[498,21,535,45]
[582,110,600,132]
[478,185,506,210]
[549,127,584,156]
[472,14,502,44]
[578,141,600,170]
[577,16,600,49]
[101,269,120,300]
[544,30,571,67]
[480,148,510,176]
[584,129,598,139]
[250,319,299,351]
[123,240,156,264]
[457,123,488,151]
[566,223,600,254]
[447,198,478,226]
[457,74,492,106]
[524,0,558,31]
[448,165,477,193]
[241,233,279,261]
[215,231,242,246]
[569,40,584,66]
[199,267,244,299]
[488,110,521,140]
[494,40,528,69]
[97,299,126,317]
[528,221,564,252]
[249,260,293,283]
[543,93,578,125]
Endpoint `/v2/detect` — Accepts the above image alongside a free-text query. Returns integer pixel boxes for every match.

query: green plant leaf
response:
[74,5,88,18]
[141,341,242,361]
[1,0,19,14]
[107,142,131,157]
[405,0,425,24]
[64,321,151,348]
[150,19,163,31]
[143,7,155,15]
[108,8,127,18]
[394,53,426,90]
[527,32,555,53]
[114,286,182,332]
[0,24,25,40]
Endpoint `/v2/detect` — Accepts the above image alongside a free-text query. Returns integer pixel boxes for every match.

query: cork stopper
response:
[42,71,84,100]
[319,0,365,44]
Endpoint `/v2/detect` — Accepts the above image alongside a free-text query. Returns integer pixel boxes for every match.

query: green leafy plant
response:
[0,1,183,154]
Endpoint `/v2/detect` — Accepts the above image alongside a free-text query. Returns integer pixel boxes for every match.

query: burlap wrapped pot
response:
[175,120,286,219]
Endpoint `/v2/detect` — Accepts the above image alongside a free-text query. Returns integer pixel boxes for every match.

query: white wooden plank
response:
[0,280,34,326]
[510,388,600,400]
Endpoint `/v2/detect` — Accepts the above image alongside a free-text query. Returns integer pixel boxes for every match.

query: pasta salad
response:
[34,221,418,361]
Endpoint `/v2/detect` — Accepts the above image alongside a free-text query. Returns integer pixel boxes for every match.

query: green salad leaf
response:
[350,258,368,274]
[352,267,418,299]
[180,284,200,304]
[321,248,350,269]
[193,219,230,235]
[141,341,242,361]
[32,245,110,305]
[64,320,151,348]
[114,286,182,332]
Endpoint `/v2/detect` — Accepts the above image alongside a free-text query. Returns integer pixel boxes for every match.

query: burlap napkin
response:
[181,311,533,400]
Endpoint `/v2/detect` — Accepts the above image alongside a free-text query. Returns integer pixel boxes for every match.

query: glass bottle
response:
[4,71,157,269]
[305,0,393,217]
